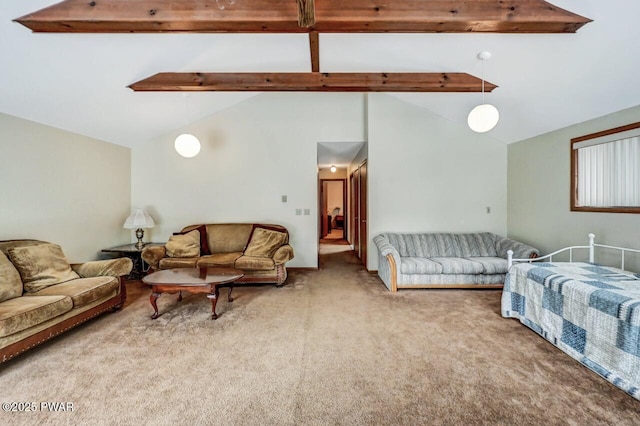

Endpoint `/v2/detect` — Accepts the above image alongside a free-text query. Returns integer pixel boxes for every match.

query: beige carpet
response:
[1,246,639,425]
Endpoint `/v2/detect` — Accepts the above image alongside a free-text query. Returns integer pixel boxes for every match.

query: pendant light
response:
[175,94,201,158]
[468,51,499,133]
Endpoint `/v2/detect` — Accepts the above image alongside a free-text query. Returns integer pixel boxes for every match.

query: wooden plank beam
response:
[309,32,320,72]
[127,72,497,92]
[15,0,591,33]
[297,0,316,28]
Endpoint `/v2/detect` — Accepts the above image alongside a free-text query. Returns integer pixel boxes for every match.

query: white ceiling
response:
[317,141,365,168]
[2,1,640,149]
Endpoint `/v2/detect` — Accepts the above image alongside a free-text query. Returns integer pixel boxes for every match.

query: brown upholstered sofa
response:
[0,240,132,363]
[141,223,294,286]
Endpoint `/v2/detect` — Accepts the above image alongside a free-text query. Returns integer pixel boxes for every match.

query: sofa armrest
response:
[373,234,401,292]
[72,258,133,278]
[273,244,295,265]
[374,234,401,263]
[141,245,167,269]
[496,237,539,259]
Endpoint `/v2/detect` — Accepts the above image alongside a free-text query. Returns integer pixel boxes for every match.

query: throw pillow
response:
[0,251,23,302]
[166,230,201,258]
[174,225,211,255]
[243,225,287,258]
[8,243,80,293]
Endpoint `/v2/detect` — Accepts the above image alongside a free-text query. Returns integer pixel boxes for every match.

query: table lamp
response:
[123,209,155,249]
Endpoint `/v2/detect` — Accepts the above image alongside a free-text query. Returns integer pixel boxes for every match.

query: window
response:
[571,122,640,213]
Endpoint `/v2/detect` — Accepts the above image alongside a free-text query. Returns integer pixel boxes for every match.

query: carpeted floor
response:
[1,245,638,425]
[321,229,347,244]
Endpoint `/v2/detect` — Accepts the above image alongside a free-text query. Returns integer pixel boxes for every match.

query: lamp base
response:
[135,228,145,250]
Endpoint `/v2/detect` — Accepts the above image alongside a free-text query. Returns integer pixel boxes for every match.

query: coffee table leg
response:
[207,287,219,320]
[228,285,234,302]
[150,292,160,319]
[177,291,183,302]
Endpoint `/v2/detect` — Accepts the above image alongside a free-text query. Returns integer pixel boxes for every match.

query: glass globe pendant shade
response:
[174,133,201,158]
[467,104,500,133]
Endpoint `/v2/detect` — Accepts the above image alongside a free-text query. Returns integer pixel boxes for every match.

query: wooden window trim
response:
[570,121,640,213]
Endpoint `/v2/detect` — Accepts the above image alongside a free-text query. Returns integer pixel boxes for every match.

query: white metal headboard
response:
[507,233,640,270]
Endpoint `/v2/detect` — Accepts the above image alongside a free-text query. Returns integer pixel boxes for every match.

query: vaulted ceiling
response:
[1,1,639,148]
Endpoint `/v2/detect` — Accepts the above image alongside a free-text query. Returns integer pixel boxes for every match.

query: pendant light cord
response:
[481,57,485,104]
[183,94,189,127]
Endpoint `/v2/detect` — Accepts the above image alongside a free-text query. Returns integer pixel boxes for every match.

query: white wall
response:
[132,93,366,268]
[0,113,131,262]
[508,105,640,271]
[367,94,508,270]
[349,144,368,175]
[132,93,508,270]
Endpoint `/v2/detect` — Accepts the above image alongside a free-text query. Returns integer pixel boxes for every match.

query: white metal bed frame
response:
[507,233,640,271]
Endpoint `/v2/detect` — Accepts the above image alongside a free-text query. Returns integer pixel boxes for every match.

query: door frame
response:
[358,161,368,269]
[350,169,360,255]
[349,160,367,267]
[318,178,347,241]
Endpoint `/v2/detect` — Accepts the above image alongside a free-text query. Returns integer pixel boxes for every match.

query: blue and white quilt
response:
[501,262,640,400]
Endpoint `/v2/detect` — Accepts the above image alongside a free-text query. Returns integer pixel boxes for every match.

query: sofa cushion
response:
[384,233,497,258]
[243,226,287,257]
[166,230,200,258]
[0,295,73,338]
[0,251,23,303]
[456,234,498,257]
[235,255,276,271]
[175,225,211,255]
[463,257,508,274]
[159,257,199,269]
[205,224,254,254]
[72,258,133,278]
[197,252,243,268]
[430,258,485,274]
[8,243,80,293]
[24,276,119,308]
[400,257,443,274]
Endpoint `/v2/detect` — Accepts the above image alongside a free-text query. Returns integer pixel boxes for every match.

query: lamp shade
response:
[467,104,500,133]
[123,209,155,229]
[174,133,201,158]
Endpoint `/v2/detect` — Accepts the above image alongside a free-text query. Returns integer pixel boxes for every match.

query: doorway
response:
[316,141,368,265]
[320,178,347,242]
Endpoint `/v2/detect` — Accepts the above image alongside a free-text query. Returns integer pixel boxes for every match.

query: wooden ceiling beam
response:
[127,72,497,93]
[309,32,320,72]
[16,0,591,34]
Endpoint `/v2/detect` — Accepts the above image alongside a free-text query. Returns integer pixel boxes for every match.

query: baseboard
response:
[396,284,504,290]
[288,267,319,271]
[368,270,378,275]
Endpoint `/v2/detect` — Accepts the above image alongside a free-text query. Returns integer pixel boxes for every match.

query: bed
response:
[501,234,640,400]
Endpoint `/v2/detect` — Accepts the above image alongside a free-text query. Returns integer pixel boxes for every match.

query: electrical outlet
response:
[295,209,302,215]
[304,209,310,215]
[281,195,287,203]
[486,206,491,214]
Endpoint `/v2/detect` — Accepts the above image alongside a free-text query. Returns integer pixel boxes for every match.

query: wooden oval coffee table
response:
[142,267,244,320]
